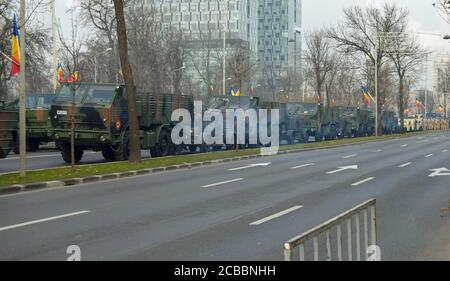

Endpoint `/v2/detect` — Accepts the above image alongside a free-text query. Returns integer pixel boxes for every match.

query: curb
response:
[0,132,434,196]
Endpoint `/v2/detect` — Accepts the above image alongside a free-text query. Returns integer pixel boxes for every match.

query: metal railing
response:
[284,198,377,261]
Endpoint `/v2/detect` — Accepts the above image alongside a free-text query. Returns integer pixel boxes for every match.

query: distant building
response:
[257,0,302,80]
[145,0,258,52]
[432,53,450,117]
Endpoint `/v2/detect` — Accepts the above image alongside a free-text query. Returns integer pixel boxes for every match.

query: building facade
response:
[432,53,450,117]
[257,0,302,78]
[145,0,258,52]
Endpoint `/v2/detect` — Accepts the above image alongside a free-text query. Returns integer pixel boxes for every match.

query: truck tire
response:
[60,142,84,164]
[151,130,170,158]
[114,131,130,161]
[27,139,40,152]
[102,147,115,160]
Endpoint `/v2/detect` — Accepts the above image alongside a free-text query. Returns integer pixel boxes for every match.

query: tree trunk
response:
[113,0,141,163]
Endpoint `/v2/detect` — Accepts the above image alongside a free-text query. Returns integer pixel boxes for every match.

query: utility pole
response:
[374,43,379,137]
[52,0,57,93]
[223,27,226,96]
[19,0,26,177]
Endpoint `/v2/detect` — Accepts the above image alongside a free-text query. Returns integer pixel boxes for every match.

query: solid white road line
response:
[425,154,433,158]
[401,144,409,148]
[291,163,315,169]
[371,150,382,153]
[343,154,357,159]
[202,178,244,188]
[1,152,97,161]
[351,177,375,187]
[249,206,303,226]
[0,210,91,232]
[398,162,412,168]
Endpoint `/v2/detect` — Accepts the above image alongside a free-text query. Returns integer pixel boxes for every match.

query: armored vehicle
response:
[48,83,193,163]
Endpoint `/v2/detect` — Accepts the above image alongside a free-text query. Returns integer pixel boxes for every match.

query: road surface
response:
[0,132,449,260]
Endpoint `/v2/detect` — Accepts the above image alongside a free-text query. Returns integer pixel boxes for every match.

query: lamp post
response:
[94,48,113,83]
[222,25,227,96]
[172,65,186,94]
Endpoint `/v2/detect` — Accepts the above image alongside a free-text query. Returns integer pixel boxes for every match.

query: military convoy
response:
[48,83,193,163]
[1,82,448,163]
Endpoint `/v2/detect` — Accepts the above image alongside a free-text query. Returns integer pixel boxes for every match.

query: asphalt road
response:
[0,149,153,174]
[0,132,449,261]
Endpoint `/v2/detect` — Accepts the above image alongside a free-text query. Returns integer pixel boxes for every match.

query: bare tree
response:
[304,29,337,129]
[57,12,84,80]
[327,4,410,135]
[227,47,256,95]
[433,0,450,24]
[387,32,427,132]
[112,0,141,163]
[0,1,52,100]
[78,0,119,83]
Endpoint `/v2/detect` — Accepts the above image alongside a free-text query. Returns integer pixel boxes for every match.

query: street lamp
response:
[172,65,186,94]
[94,48,113,83]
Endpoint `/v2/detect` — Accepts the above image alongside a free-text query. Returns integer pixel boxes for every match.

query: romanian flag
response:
[57,63,63,82]
[415,99,424,109]
[362,87,370,106]
[68,71,78,82]
[10,15,20,77]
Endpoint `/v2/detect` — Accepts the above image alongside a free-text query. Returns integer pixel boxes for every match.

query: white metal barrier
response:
[284,199,377,261]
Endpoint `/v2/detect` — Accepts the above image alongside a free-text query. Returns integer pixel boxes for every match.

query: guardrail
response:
[284,198,377,261]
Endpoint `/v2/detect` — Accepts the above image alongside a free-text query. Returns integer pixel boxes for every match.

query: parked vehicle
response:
[48,82,193,163]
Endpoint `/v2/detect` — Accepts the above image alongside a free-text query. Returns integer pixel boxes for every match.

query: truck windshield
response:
[54,84,88,104]
[301,104,318,114]
[83,86,116,106]
[207,98,230,110]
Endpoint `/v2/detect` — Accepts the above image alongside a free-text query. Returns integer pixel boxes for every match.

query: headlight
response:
[115,121,121,130]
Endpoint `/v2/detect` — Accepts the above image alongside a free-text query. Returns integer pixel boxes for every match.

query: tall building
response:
[432,53,450,117]
[146,0,258,52]
[257,0,302,79]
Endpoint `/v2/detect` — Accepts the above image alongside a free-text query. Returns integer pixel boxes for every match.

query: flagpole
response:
[19,0,26,177]
[52,0,57,93]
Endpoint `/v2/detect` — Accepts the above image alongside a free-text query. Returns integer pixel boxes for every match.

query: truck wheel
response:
[151,130,170,157]
[102,147,115,160]
[114,131,130,161]
[60,142,84,164]
[13,134,19,154]
[27,139,40,152]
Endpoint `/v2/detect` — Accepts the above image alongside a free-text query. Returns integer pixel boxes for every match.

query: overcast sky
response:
[56,0,449,89]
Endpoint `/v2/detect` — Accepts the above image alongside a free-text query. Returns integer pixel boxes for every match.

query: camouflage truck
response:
[48,83,193,163]
[204,96,260,149]
[24,93,54,151]
[0,100,19,159]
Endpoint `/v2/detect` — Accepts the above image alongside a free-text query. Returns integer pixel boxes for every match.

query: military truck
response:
[48,83,193,163]
[0,100,18,159]
[24,93,54,151]
[203,96,260,150]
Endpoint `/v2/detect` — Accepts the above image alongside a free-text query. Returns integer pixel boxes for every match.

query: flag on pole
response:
[415,99,424,109]
[362,86,370,106]
[68,71,78,82]
[57,63,63,82]
[10,14,20,77]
